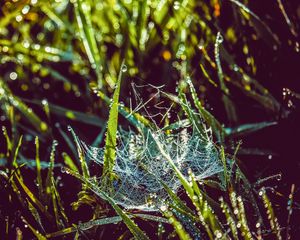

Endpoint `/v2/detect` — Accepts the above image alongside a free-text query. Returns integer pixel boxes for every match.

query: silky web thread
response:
[72,84,223,211]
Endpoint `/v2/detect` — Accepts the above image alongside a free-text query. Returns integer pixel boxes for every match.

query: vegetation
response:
[0,0,299,239]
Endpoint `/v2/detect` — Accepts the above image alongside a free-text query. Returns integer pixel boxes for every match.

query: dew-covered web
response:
[73,84,223,211]
[128,82,173,124]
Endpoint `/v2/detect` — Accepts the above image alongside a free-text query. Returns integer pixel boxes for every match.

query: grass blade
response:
[0,81,48,133]
[73,0,102,86]
[35,137,43,199]
[102,61,125,187]
[229,0,280,48]
[21,216,47,240]
[160,205,192,240]
[65,168,150,240]
[225,121,277,138]
[214,32,237,124]
[187,76,225,141]
[14,174,52,220]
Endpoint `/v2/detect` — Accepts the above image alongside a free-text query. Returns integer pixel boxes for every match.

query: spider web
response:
[73,84,223,211]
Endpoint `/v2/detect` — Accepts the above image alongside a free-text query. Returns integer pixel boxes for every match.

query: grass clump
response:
[1,0,299,239]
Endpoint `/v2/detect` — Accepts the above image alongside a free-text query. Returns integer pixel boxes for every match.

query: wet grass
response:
[0,0,299,239]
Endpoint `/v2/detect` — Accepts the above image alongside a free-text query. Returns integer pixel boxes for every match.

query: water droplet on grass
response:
[22,5,30,15]
[121,64,128,72]
[41,99,48,105]
[160,205,167,212]
[173,1,180,10]
[9,72,18,80]
[16,15,23,22]
[276,174,282,181]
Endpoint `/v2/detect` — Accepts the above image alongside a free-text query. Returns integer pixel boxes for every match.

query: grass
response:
[0,0,299,239]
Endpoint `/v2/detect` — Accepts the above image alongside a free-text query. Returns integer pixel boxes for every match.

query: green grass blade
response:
[21,216,47,240]
[50,177,62,229]
[52,176,69,227]
[40,3,66,30]
[161,119,190,131]
[14,174,53,220]
[160,205,192,240]
[68,127,90,179]
[187,76,225,141]
[178,92,207,138]
[95,89,153,133]
[2,126,12,158]
[259,188,281,239]
[229,0,280,47]
[46,216,123,238]
[62,152,79,172]
[45,140,57,197]
[214,32,238,124]
[23,98,105,127]
[65,168,150,240]
[133,214,169,224]
[188,173,224,239]
[27,199,45,233]
[150,131,194,197]
[102,61,124,186]
[12,136,23,170]
[57,125,78,158]
[160,181,195,216]
[225,121,277,138]
[73,0,102,86]
[219,197,238,239]
[0,81,48,133]
[35,137,43,199]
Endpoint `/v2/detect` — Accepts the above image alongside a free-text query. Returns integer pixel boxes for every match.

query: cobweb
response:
[74,84,223,211]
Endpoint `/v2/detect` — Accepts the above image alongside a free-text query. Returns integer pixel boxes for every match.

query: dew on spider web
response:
[69,83,223,211]
[73,126,223,211]
[127,82,177,126]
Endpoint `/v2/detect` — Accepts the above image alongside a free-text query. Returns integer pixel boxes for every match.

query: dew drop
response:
[216,32,224,43]
[91,63,96,69]
[276,174,282,181]
[33,44,40,50]
[16,15,23,22]
[22,5,30,15]
[232,64,239,72]
[173,1,180,10]
[295,42,300,52]
[53,139,58,146]
[160,205,167,212]
[41,99,48,105]
[22,40,30,49]
[45,46,51,53]
[121,64,128,72]
[2,46,9,52]
[259,188,265,196]
[9,72,18,80]
[61,166,66,173]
